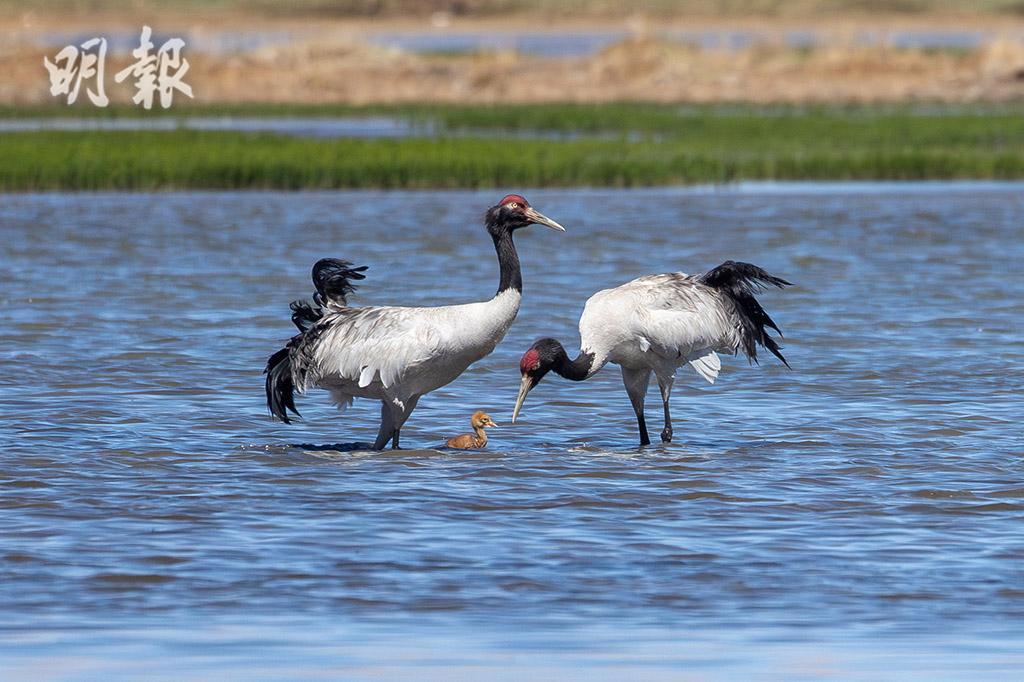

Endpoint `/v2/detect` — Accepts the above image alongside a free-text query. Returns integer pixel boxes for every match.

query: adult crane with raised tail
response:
[511,261,791,446]
[265,195,565,450]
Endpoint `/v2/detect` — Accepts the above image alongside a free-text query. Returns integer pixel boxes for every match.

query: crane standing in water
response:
[511,261,791,446]
[265,195,565,450]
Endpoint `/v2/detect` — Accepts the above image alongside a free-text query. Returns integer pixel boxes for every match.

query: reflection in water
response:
[1,185,1023,678]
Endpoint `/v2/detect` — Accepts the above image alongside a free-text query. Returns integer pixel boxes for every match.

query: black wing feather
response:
[264,258,369,423]
[312,259,368,308]
[699,260,792,368]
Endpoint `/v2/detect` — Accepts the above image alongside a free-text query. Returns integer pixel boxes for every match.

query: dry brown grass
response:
[6,24,1024,105]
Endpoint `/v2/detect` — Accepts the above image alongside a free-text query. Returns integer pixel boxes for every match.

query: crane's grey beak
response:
[511,375,534,424]
[523,207,565,232]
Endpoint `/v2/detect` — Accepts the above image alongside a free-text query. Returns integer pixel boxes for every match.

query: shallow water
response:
[0,117,611,141]
[35,26,1024,58]
[2,184,1022,679]
[0,117,615,142]
[0,116,420,138]
[366,27,1024,56]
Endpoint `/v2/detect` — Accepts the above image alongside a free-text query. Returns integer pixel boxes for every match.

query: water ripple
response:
[1,185,1023,678]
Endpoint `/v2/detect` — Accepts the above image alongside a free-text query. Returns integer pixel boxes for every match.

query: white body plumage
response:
[264,194,565,450]
[513,261,790,445]
[578,272,735,384]
[310,289,521,408]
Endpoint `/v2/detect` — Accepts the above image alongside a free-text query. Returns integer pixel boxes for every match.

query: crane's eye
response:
[506,202,519,209]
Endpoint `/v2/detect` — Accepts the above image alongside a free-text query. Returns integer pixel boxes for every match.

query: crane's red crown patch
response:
[499,194,528,207]
[520,348,540,373]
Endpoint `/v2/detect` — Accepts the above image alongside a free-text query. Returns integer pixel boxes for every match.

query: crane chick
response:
[445,411,498,450]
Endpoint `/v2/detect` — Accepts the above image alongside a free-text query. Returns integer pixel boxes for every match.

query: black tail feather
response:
[289,300,321,332]
[264,346,300,423]
[312,259,368,308]
[266,258,367,423]
[699,260,792,368]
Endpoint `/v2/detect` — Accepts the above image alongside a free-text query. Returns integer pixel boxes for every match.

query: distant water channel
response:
[0,117,616,141]
[36,27,1024,58]
[2,184,1022,679]
[0,116,423,138]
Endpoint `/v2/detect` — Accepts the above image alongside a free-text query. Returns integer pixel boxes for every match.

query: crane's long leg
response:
[657,375,674,443]
[389,395,420,450]
[620,366,652,446]
[372,401,397,450]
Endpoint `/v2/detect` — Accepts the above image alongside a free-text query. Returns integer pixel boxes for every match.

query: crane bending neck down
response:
[509,261,791,446]
[513,338,601,423]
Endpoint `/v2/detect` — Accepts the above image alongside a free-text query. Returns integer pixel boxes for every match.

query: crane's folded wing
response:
[306,306,444,390]
[627,274,737,365]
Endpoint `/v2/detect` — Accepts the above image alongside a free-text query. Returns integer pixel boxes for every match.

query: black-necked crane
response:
[511,261,791,446]
[265,194,565,450]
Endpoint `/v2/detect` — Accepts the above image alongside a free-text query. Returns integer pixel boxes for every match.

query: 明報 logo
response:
[43,26,193,109]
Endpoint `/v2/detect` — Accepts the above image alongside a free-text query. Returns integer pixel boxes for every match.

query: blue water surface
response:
[1,184,1022,679]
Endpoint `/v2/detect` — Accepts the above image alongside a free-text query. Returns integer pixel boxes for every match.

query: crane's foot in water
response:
[660,427,673,443]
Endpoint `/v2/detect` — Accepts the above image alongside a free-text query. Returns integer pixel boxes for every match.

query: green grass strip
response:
[2,106,1024,190]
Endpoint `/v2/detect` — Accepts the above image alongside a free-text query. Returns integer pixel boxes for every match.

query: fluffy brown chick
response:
[445,411,498,449]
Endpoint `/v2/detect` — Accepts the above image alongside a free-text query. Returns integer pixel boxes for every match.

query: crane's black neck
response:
[492,229,522,295]
[553,344,596,382]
